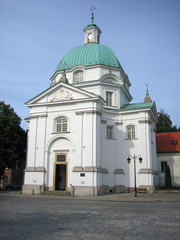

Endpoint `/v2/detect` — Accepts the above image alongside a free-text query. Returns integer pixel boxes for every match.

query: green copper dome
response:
[55,43,123,72]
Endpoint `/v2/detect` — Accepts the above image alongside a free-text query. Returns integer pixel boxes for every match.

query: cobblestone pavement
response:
[0,192,180,240]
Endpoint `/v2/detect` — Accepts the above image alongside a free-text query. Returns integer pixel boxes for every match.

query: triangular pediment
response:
[25,82,99,106]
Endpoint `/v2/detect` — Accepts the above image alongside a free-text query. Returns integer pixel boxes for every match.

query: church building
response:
[22,12,158,196]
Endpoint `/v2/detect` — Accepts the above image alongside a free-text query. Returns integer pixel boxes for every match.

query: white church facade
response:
[22,15,158,196]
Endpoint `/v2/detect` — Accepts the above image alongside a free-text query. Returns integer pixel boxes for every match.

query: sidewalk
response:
[1,190,180,202]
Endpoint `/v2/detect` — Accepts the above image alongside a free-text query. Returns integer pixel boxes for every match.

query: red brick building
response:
[0,168,24,190]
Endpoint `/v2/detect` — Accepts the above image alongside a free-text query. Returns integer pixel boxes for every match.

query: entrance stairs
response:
[41,190,71,196]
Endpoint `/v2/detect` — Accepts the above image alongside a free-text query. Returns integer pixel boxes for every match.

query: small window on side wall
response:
[74,71,84,83]
[56,117,68,133]
[161,162,167,172]
[107,125,114,139]
[106,91,113,106]
[127,125,135,139]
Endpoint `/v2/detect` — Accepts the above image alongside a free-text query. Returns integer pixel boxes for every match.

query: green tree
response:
[156,109,180,133]
[0,101,27,179]
[165,164,172,189]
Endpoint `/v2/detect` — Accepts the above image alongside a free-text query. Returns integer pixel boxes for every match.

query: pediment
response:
[100,73,123,85]
[48,87,74,102]
[103,78,119,84]
[26,82,97,105]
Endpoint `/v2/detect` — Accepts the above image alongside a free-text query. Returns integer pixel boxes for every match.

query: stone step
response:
[41,190,71,196]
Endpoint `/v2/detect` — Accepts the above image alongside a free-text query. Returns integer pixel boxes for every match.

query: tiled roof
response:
[156,132,180,153]
[120,102,155,111]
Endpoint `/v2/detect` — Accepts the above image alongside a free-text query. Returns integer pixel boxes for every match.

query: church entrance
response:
[54,154,67,191]
[55,164,66,190]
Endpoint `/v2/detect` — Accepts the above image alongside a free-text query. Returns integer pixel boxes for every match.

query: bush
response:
[165,164,172,189]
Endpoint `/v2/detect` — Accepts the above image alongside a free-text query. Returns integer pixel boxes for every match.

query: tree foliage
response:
[156,109,180,133]
[0,101,27,179]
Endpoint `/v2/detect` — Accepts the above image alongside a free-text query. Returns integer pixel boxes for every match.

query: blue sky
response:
[0,0,180,130]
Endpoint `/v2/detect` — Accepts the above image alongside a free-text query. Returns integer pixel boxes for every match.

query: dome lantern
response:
[83,6,101,45]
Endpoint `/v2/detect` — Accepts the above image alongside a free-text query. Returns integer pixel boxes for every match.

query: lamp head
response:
[127,157,131,164]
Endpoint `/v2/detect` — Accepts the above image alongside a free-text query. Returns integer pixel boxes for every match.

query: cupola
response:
[144,85,152,103]
[83,6,101,44]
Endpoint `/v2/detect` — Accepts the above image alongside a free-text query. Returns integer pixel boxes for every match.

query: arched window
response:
[88,33,93,43]
[127,125,135,139]
[56,117,68,133]
[73,71,84,83]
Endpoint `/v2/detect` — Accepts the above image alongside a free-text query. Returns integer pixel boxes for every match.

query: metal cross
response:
[90,6,96,14]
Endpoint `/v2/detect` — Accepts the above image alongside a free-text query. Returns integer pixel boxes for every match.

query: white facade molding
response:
[49,89,73,102]
[24,167,45,172]
[85,110,102,116]
[101,119,107,124]
[138,120,151,124]
[139,168,155,174]
[46,135,76,152]
[25,114,48,121]
[114,169,125,174]
[115,121,123,126]
[75,111,84,115]
[73,166,108,173]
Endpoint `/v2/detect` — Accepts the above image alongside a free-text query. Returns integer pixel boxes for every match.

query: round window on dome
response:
[73,70,84,83]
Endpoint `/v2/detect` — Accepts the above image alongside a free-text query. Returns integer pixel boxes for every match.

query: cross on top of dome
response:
[90,6,96,23]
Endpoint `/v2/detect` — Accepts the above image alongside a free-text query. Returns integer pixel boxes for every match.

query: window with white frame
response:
[106,91,113,106]
[107,125,114,139]
[74,70,84,83]
[56,117,68,133]
[161,161,167,172]
[127,125,135,139]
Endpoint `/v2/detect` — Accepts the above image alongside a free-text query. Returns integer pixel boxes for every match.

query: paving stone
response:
[0,192,180,240]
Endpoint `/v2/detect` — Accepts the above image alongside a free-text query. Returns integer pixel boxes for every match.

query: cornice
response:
[24,167,45,172]
[73,166,108,173]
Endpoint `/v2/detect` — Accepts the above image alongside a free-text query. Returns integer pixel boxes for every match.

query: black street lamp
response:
[127,154,143,197]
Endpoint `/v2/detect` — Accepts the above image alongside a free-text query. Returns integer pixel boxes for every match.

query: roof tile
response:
[156,132,180,152]
[120,102,155,111]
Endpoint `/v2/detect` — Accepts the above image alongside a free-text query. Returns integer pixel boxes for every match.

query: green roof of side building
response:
[55,43,124,72]
[120,102,155,111]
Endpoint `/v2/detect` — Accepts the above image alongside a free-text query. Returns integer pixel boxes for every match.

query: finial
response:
[63,63,67,70]
[144,84,152,103]
[90,6,96,23]
[59,66,69,84]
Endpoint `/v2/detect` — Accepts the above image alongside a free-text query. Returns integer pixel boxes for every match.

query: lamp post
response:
[127,154,143,197]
